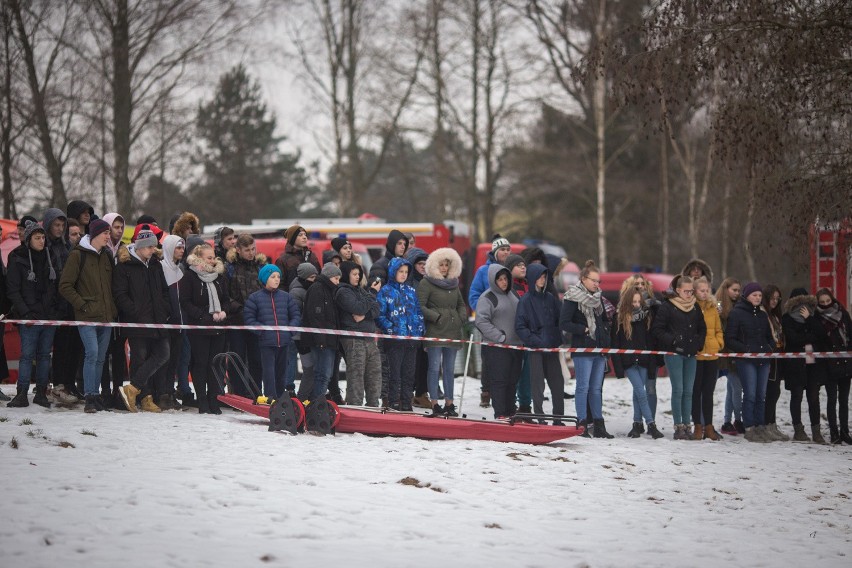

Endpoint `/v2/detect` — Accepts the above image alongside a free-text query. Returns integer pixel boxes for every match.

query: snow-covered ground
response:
[1,375,850,568]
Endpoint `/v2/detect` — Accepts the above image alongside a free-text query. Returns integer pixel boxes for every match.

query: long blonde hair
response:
[616,286,648,340]
[619,273,654,299]
[715,277,741,320]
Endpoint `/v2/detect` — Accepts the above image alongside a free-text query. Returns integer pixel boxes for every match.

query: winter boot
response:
[48,385,78,405]
[768,423,790,441]
[33,386,52,409]
[692,424,704,440]
[84,395,98,414]
[0,389,10,402]
[197,396,211,414]
[6,387,29,408]
[673,424,686,440]
[517,404,532,415]
[140,395,162,413]
[177,391,197,408]
[683,423,694,439]
[627,422,643,438]
[734,419,745,434]
[744,426,767,443]
[579,419,592,438]
[829,426,841,445]
[119,384,141,413]
[811,424,827,445]
[592,419,614,439]
[207,392,222,415]
[703,424,722,441]
[792,423,810,442]
[430,403,444,417]
[443,404,458,417]
[757,425,775,442]
[646,422,664,439]
[412,393,431,409]
[721,422,737,435]
[840,427,852,445]
[480,391,491,408]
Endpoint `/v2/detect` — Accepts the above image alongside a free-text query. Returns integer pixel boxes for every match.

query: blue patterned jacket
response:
[376,257,425,337]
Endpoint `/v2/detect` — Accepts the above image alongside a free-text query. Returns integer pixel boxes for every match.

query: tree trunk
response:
[660,123,669,272]
[742,167,757,281]
[431,0,447,218]
[1,6,14,218]
[112,0,133,215]
[593,0,607,271]
[721,179,730,277]
[9,0,66,209]
[468,0,482,241]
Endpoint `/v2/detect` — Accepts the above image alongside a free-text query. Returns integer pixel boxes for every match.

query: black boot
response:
[207,392,222,415]
[647,422,665,439]
[33,386,52,409]
[84,395,98,413]
[579,419,592,438]
[592,419,614,439]
[627,422,643,438]
[0,389,10,402]
[841,428,852,445]
[6,387,29,408]
[830,426,841,445]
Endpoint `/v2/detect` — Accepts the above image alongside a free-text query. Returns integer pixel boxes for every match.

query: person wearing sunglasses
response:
[651,274,706,440]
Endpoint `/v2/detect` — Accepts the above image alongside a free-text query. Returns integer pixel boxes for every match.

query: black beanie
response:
[331,237,350,253]
[790,287,809,299]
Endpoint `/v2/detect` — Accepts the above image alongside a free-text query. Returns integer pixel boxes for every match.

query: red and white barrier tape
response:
[2,318,850,359]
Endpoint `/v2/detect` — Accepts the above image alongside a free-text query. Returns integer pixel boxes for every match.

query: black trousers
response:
[693,360,719,425]
[128,336,170,397]
[482,345,523,418]
[101,331,127,393]
[825,377,851,430]
[52,325,83,388]
[790,365,822,426]
[385,339,417,406]
[413,341,428,396]
[530,352,564,417]
[153,330,183,399]
[188,333,227,405]
[765,360,781,424]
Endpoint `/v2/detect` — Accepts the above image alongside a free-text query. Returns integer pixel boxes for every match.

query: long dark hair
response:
[762,284,783,319]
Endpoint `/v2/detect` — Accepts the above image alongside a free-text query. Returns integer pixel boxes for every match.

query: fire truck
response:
[810,219,852,306]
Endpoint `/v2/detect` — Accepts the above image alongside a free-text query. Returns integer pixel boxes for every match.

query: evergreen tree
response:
[190,64,314,224]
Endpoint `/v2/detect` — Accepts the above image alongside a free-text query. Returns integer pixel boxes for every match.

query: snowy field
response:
[1,375,850,568]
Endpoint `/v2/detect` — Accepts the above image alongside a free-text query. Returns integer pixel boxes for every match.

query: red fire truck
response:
[810,219,852,306]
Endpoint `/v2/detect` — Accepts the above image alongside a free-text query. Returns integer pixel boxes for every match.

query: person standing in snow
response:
[302,263,342,401]
[405,246,430,409]
[368,230,409,286]
[244,264,301,400]
[213,226,236,262]
[761,284,789,441]
[815,289,852,445]
[290,263,318,400]
[159,235,189,409]
[100,212,128,408]
[693,277,724,440]
[275,224,321,290]
[376,257,425,410]
[716,277,744,435]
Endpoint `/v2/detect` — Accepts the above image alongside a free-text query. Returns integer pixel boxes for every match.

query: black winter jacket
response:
[302,274,341,350]
[179,266,238,336]
[781,295,829,388]
[515,264,562,348]
[650,299,706,357]
[820,306,852,381]
[335,282,380,335]
[6,245,61,319]
[560,297,611,356]
[724,300,775,360]
[611,318,655,372]
[112,247,171,338]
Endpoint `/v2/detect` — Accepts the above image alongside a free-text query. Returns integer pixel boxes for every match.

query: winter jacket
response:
[781,295,829,388]
[697,299,724,361]
[681,258,714,286]
[66,200,94,230]
[468,251,495,310]
[244,288,301,348]
[417,248,467,349]
[111,246,171,338]
[161,236,186,325]
[368,230,409,285]
[376,257,425,337]
[275,243,320,290]
[335,283,381,335]
[42,208,69,274]
[178,255,237,336]
[225,248,268,325]
[289,276,311,313]
[475,264,521,345]
[560,288,611,356]
[6,244,61,319]
[650,298,706,357]
[58,236,117,323]
[515,264,562,348]
[404,247,428,286]
[302,274,340,350]
[818,302,852,380]
[724,299,774,361]
[611,315,655,373]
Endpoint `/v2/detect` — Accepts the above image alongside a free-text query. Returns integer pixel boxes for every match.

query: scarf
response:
[817,304,847,345]
[565,283,603,337]
[669,295,696,313]
[631,306,648,322]
[191,263,222,314]
[27,246,56,282]
[425,276,458,290]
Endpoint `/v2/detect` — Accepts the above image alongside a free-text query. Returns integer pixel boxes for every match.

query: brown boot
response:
[704,424,721,440]
[480,391,491,408]
[140,395,162,413]
[811,424,827,445]
[692,424,704,440]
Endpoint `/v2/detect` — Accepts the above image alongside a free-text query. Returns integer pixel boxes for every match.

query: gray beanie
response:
[321,263,342,279]
[297,262,318,280]
[135,229,158,249]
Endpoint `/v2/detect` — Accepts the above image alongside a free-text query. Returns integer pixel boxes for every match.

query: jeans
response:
[573,355,606,422]
[738,359,770,428]
[723,369,743,423]
[177,332,192,396]
[643,378,657,421]
[79,326,112,396]
[665,354,696,425]
[516,352,532,407]
[427,346,458,401]
[17,325,56,390]
[311,346,337,400]
[127,336,170,397]
[625,364,654,425]
[260,344,288,399]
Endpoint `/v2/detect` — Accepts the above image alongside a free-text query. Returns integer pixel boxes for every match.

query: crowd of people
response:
[0,205,850,445]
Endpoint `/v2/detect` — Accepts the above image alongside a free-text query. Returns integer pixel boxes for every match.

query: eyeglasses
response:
[680,289,695,295]
[584,277,601,284]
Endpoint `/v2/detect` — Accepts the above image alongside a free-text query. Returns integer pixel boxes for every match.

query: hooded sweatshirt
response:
[42,207,69,274]
[515,263,562,348]
[368,229,408,284]
[161,235,186,324]
[376,257,425,337]
[475,264,521,345]
[101,212,125,258]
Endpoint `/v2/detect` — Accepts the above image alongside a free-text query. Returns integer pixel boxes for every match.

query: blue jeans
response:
[665,354,696,425]
[427,346,458,401]
[626,365,654,425]
[79,326,112,396]
[573,355,606,421]
[17,325,56,390]
[177,332,192,395]
[643,378,657,421]
[738,360,770,428]
[311,346,337,399]
[516,352,532,406]
[723,369,743,423]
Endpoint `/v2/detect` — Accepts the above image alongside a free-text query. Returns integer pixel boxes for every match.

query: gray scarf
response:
[818,304,847,345]
[425,276,458,290]
[191,264,222,314]
[565,283,603,337]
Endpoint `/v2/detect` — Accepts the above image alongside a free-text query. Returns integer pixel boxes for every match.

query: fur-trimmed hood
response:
[225,247,267,265]
[186,251,225,274]
[784,294,817,315]
[682,258,714,285]
[117,245,163,264]
[424,247,462,280]
[171,212,200,238]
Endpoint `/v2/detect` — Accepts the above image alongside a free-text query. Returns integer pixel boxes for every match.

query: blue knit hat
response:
[258,264,282,286]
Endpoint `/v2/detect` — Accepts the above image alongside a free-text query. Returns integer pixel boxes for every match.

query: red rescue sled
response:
[218,394,582,445]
